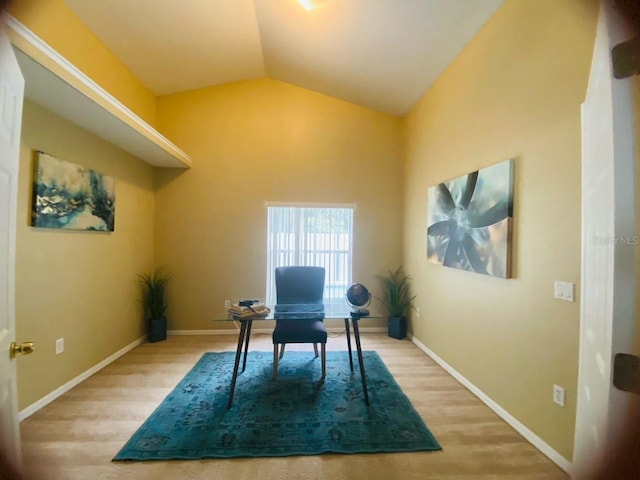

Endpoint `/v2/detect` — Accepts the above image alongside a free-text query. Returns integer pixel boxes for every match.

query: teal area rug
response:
[114,351,441,460]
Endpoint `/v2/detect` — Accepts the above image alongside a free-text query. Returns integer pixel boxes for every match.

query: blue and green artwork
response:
[32,152,115,231]
[427,159,514,278]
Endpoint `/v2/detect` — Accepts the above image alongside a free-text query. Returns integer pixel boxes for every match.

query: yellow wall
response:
[402,0,598,461]
[9,0,621,465]
[8,0,157,126]
[15,101,155,409]
[155,78,402,330]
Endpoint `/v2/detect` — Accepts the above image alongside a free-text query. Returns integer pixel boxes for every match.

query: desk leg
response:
[351,317,370,406]
[344,318,354,371]
[227,319,248,409]
[242,319,253,373]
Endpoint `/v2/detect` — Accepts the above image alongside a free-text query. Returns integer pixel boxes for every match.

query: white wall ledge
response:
[6,15,191,169]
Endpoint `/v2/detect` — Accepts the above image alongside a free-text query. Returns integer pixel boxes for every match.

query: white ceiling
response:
[62,0,502,117]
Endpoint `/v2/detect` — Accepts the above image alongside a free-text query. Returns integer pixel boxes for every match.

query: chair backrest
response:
[275,266,325,304]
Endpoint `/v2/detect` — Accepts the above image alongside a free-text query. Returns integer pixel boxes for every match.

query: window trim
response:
[265,201,357,210]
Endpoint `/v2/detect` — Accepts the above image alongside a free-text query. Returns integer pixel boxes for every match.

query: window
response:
[266,204,354,307]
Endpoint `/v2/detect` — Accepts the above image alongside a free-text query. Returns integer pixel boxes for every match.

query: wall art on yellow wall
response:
[31,151,115,231]
[427,158,514,278]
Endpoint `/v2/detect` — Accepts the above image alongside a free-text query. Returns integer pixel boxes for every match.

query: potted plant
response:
[138,267,171,343]
[376,266,416,339]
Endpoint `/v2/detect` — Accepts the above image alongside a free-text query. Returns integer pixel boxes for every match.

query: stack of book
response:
[228,302,270,319]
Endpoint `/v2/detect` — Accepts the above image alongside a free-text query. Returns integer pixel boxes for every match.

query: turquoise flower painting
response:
[427,159,514,278]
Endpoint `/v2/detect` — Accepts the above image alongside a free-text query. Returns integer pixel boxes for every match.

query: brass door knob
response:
[10,341,35,359]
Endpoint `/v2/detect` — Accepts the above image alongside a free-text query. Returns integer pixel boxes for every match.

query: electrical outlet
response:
[416,307,421,318]
[224,299,231,309]
[553,384,565,407]
[55,337,64,355]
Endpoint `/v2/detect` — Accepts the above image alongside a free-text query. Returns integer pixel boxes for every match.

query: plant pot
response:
[388,316,406,340]
[149,317,167,343]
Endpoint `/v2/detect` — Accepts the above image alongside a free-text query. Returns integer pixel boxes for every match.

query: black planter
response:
[149,317,167,343]
[388,316,406,340]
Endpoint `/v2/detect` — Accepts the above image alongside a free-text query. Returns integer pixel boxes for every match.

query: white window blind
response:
[266,205,354,307]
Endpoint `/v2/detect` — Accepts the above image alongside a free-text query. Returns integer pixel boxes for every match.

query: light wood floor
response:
[19,332,567,480]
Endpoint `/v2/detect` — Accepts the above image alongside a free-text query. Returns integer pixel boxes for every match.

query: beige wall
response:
[155,78,402,330]
[15,101,155,409]
[402,0,598,461]
[8,0,158,126]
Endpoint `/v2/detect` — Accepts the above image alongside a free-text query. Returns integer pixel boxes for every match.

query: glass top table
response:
[214,303,380,321]
[215,303,380,409]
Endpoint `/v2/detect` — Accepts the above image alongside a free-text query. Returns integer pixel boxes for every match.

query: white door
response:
[573,2,636,477]
[0,30,25,468]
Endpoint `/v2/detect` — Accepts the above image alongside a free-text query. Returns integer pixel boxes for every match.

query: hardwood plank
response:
[19,334,567,479]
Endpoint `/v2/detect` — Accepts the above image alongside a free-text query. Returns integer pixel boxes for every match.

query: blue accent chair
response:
[272,266,327,380]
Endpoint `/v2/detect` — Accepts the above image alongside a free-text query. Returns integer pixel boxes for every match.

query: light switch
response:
[553,281,563,299]
[554,281,574,302]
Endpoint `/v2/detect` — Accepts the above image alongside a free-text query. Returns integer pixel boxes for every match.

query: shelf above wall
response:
[6,15,192,169]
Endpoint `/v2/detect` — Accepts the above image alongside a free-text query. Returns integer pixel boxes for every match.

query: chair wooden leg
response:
[313,343,319,357]
[279,343,286,359]
[321,343,326,380]
[273,344,278,380]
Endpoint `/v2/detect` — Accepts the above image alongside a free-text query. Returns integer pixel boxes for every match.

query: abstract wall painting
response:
[427,159,514,278]
[32,152,115,231]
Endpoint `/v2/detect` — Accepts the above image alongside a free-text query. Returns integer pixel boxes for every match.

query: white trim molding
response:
[169,329,240,336]
[4,14,191,168]
[17,326,379,418]
[18,336,146,421]
[333,326,385,334]
[265,201,357,210]
[408,334,573,475]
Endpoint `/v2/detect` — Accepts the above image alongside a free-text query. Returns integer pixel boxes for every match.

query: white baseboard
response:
[19,335,146,421]
[408,334,573,475]
[169,327,386,336]
[169,329,240,335]
[341,327,386,333]
[16,326,376,418]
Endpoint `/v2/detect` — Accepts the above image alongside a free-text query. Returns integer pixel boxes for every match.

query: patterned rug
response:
[113,351,441,460]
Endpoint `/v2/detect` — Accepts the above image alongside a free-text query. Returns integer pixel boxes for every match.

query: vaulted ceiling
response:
[62,0,503,116]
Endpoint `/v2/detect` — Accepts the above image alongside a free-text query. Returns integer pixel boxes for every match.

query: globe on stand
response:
[346,283,371,317]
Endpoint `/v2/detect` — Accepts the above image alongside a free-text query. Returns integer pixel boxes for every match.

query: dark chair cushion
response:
[273,319,327,344]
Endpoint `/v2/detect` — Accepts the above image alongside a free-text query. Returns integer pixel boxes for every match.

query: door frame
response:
[0,25,25,469]
[573,1,637,476]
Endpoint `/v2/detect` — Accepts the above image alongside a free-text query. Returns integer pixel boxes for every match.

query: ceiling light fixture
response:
[298,0,327,12]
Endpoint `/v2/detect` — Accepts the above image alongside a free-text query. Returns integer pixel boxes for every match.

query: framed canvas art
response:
[427,159,514,278]
[32,152,115,231]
